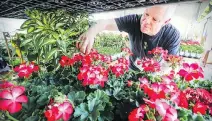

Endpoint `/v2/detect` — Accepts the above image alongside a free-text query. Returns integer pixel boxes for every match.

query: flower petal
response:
[62,112,71,121]
[185,73,193,81]
[178,69,188,77]
[155,99,170,117]
[16,95,28,103]
[182,63,190,70]
[0,90,13,99]
[7,102,22,113]
[0,100,13,110]
[190,63,199,70]
[11,86,25,98]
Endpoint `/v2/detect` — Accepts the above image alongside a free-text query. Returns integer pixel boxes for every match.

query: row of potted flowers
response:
[0,47,211,121]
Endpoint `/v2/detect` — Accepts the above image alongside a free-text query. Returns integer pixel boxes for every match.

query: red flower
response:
[128,105,148,121]
[165,55,183,64]
[45,101,74,121]
[56,102,74,121]
[149,83,166,100]
[155,99,178,121]
[141,58,160,72]
[110,58,129,77]
[122,47,133,55]
[59,56,74,67]
[184,88,212,105]
[0,86,28,113]
[171,91,188,109]
[178,63,204,81]
[209,107,212,115]
[13,62,39,78]
[28,62,39,72]
[148,47,168,59]
[143,98,155,109]
[193,102,208,115]
[163,107,178,121]
[139,77,149,87]
[45,106,59,121]
[110,64,126,77]
[77,65,108,87]
[0,81,14,89]
[127,80,133,87]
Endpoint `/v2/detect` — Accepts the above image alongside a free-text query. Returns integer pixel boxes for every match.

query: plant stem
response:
[5,111,19,121]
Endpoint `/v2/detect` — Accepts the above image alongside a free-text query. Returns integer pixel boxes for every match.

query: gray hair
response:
[148,4,177,20]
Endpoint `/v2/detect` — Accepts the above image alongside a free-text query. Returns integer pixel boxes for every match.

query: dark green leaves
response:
[73,90,114,121]
[68,91,86,105]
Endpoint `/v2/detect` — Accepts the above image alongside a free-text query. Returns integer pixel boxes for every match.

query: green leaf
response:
[25,116,39,121]
[27,53,38,61]
[20,38,33,47]
[87,90,109,103]
[68,91,86,104]
[36,19,43,26]
[74,103,89,121]
[194,114,205,121]
[22,96,37,111]
[21,19,33,29]
[88,98,96,112]
[36,93,49,107]
[44,48,59,63]
[40,39,57,47]
[27,26,35,33]
[42,16,47,25]
[55,22,65,29]
[52,32,59,40]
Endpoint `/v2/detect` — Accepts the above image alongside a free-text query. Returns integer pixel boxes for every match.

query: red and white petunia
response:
[13,62,39,78]
[44,100,74,121]
[127,80,133,87]
[0,86,28,113]
[45,106,59,121]
[178,63,204,81]
[155,99,178,121]
[141,58,161,72]
[0,81,14,89]
[56,102,74,121]
[170,91,188,109]
[77,65,108,87]
[148,47,168,59]
[193,102,208,115]
[128,105,149,121]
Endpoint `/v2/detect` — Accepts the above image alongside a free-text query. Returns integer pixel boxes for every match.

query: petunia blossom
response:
[178,63,204,81]
[0,86,28,113]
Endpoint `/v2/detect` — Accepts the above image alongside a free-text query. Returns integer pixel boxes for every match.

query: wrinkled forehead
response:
[144,5,168,20]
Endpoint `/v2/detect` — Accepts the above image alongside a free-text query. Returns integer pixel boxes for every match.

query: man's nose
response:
[145,16,151,24]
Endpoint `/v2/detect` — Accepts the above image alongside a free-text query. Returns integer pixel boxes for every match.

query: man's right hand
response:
[76,19,118,54]
[77,30,95,54]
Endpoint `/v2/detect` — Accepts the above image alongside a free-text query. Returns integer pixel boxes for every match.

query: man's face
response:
[140,6,169,36]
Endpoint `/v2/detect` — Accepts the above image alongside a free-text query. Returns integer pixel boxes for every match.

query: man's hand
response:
[76,19,118,54]
[77,30,95,54]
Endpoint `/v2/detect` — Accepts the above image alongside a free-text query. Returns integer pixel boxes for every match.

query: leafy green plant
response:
[180,44,204,54]
[94,33,128,55]
[18,9,89,70]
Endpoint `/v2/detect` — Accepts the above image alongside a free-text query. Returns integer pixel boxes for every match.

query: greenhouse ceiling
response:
[0,0,199,19]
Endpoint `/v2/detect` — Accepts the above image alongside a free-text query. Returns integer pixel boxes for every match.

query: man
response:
[78,4,180,71]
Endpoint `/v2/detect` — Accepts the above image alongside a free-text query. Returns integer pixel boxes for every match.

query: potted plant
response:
[190,46,196,58]
[195,45,204,59]
[179,45,186,56]
[184,46,190,57]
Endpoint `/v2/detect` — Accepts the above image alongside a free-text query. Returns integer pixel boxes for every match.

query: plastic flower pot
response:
[184,50,190,57]
[196,53,202,59]
[190,52,196,58]
[179,50,185,56]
